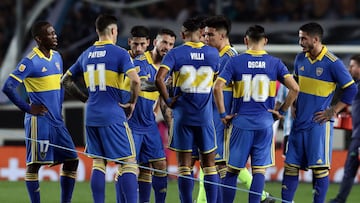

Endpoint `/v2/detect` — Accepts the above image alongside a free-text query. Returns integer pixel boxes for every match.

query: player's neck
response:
[38,46,51,58]
[150,49,162,66]
[309,44,323,59]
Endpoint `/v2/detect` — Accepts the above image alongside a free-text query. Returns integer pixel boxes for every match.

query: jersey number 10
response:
[242,74,270,102]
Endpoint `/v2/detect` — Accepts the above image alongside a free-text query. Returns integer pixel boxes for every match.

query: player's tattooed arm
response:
[61,74,88,103]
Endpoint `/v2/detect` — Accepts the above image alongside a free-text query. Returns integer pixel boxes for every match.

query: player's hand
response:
[221,114,236,127]
[29,103,48,116]
[165,95,180,108]
[314,107,336,124]
[268,109,284,121]
[119,102,136,119]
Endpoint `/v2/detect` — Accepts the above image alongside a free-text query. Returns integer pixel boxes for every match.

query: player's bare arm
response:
[270,75,299,120]
[213,78,235,126]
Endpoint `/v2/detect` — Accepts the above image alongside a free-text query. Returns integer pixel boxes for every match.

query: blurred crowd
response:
[1,0,360,68]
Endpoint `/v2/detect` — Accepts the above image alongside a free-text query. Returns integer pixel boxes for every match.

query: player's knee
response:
[178,166,192,176]
[284,163,299,176]
[152,160,167,177]
[122,163,138,175]
[26,163,41,173]
[252,167,266,175]
[203,166,217,176]
[63,159,79,172]
[313,168,329,179]
[138,170,152,182]
[93,159,107,172]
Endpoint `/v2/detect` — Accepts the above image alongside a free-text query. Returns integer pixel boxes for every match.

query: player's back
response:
[70,41,135,126]
[220,50,289,129]
[162,42,219,125]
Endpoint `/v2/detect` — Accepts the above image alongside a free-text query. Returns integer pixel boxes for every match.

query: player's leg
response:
[25,163,42,203]
[223,126,252,202]
[54,125,79,203]
[138,166,152,203]
[24,116,52,203]
[170,122,195,202]
[330,138,360,203]
[151,160,167,203]
[197,124,219,203]
[200,151,219,203]
[308,123,333,203]
[248,127,274,203]
[60,159,78,203]
[119,159,138,203]
[143,126,168,203]
[177,151,194,203]
[281,130,303,202]
[90,158,107,203]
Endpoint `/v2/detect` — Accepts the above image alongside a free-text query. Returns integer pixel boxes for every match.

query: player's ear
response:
[35,36,41,44]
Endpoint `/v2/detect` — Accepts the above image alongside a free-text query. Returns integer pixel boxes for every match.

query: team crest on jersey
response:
[316,67,323,76]
[135,66,140,73]
[18,64,26,72]
[41,67,47,72]
[299,66,304,71]
[55,62,60,71]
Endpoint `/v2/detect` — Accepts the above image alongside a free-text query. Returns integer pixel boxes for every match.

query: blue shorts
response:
[285,122,333,169]
[227,125,274,169]
[169,121,216,154]
[132,124,166,164]
[86,122,136,161]
[215,123,229,163]
[25,116,78,165]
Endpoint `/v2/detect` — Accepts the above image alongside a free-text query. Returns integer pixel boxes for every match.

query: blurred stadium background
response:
[0,0,360,198]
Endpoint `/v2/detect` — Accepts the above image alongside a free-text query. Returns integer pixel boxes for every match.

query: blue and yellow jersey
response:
[213,45,238,129]
[293,46,354,130]
[218,49,291,130]
[161,41,219,125]
[128,51,160,131]
[9,47,64,125]
[66,40,136,126]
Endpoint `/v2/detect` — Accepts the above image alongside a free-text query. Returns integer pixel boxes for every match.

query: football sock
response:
[238,168,268,201]
[138,171,152,203]
[60,170,77,203]
[249,172,265,203]
[281,164,299,202]
[203,166,219,203]
[313,169,329,203]
[91,169,105,203]
[25,172,40,203]
[152,172,167,203]
[222,171,238,203]
[115,171,125,203]
[121,164,138,203]
[178,166,193,203]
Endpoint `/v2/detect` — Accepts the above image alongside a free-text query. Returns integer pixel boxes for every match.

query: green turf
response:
[0,180,359,202]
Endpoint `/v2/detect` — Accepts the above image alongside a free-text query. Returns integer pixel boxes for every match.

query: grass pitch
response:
[0,180,359,202]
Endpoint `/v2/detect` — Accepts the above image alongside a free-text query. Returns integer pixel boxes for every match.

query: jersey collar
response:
[94,40,114,46]
[305,45,328,63]
[33,47,53,61]
[245,49,267,55]
[184,41,204,48]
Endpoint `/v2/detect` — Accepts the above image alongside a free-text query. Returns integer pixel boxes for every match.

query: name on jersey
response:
[88,50,106,58]
[190,52,204,60]
[248,61,265,68]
